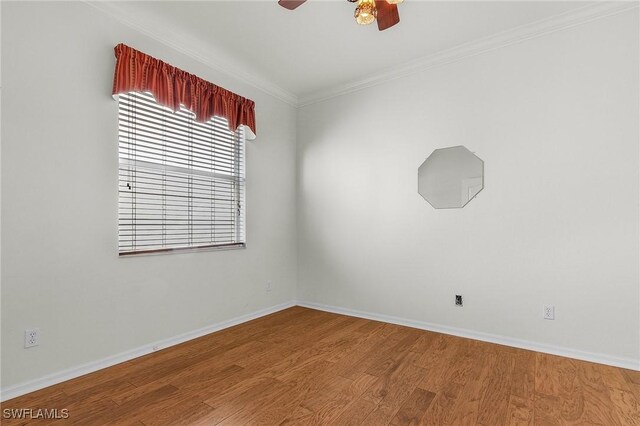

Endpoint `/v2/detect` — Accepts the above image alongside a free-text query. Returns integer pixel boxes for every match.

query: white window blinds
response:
[118,91,246,255]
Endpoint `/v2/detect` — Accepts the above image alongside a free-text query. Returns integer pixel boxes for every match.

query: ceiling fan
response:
[278,0,402,31]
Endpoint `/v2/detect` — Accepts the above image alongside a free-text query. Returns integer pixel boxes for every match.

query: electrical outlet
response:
[266,280,272,293]
[455,295,463,306]
[543,305,555,320]
[24,328,40,348]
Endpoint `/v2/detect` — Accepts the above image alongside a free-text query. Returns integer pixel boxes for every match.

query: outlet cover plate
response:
[543,305,555,320]
[24,328,40,348]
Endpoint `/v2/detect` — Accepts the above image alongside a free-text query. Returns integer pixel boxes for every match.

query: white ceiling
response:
[116,1,593,100]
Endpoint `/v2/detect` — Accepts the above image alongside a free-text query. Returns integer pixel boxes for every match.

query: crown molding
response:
[83,1,299,107]
[298,1,640,107]
[83,1,637,109]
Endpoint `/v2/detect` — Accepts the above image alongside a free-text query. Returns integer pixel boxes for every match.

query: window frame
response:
[117,91,247,257]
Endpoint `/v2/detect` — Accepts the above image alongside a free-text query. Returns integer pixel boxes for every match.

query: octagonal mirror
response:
[418,146,484,209]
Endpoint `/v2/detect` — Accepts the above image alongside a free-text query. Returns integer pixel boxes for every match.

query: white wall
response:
[297,10,640,365]
[2,1,639,395]
[1,2,298,388]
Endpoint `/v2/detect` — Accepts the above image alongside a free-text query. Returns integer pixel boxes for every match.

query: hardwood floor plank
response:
[473,346,515,426]
[534,393,562,425]
[293,374,354,414]
[623,369,640,386]
[139,393,213,425]
[130,310,332,389]
[363,331,421,378]
[605,386,640,426]
[331,397,378,426]
[102,384,185,425]
[169,363,244,390]
[362,351,423,403]
[200,377,287,424]
[214,380,294,425]
[207,356,333,424]
[255,315,359,381]
[418,338,483,425]
[505,395,534,426]
[361,352,428,424]
[598,365,640,425]
[304,374,378,425]
[242,362,349,425]
[154,402,216,426]
[2,307,636,425]
[277,405,315,425]
[535,353,577,398]
[48,399,122,426]
[50,307,307,397]
[575,361,622,425]
[510,349,536,401]
[390,387,436,425]
[443,349,496,425]
[409,332,438,354]
[354,318,385,334]
[330,324,390,379]
[421,382,466,426]
[414,334,460,392]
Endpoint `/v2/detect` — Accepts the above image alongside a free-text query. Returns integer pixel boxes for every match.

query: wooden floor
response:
[2,307,639,425]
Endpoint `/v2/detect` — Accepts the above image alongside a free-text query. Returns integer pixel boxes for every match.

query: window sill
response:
[119,243,246,257]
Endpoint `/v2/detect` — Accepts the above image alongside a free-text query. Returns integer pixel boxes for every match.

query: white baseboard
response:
[3,298,638,402]
[296,300,640,372]
[0,301,295,402]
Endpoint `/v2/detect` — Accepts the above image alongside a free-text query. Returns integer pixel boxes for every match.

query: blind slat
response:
[118,91,246,254]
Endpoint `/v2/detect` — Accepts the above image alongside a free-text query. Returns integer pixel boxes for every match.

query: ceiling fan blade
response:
[375,0,400,31]
[278,0,307,10]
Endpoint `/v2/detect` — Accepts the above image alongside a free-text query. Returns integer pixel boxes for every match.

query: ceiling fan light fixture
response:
[355,0,377,25]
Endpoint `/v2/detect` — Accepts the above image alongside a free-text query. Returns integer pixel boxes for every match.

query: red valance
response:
[112,43,256,139]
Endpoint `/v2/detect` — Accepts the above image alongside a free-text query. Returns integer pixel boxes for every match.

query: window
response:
[118,91,246,255]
